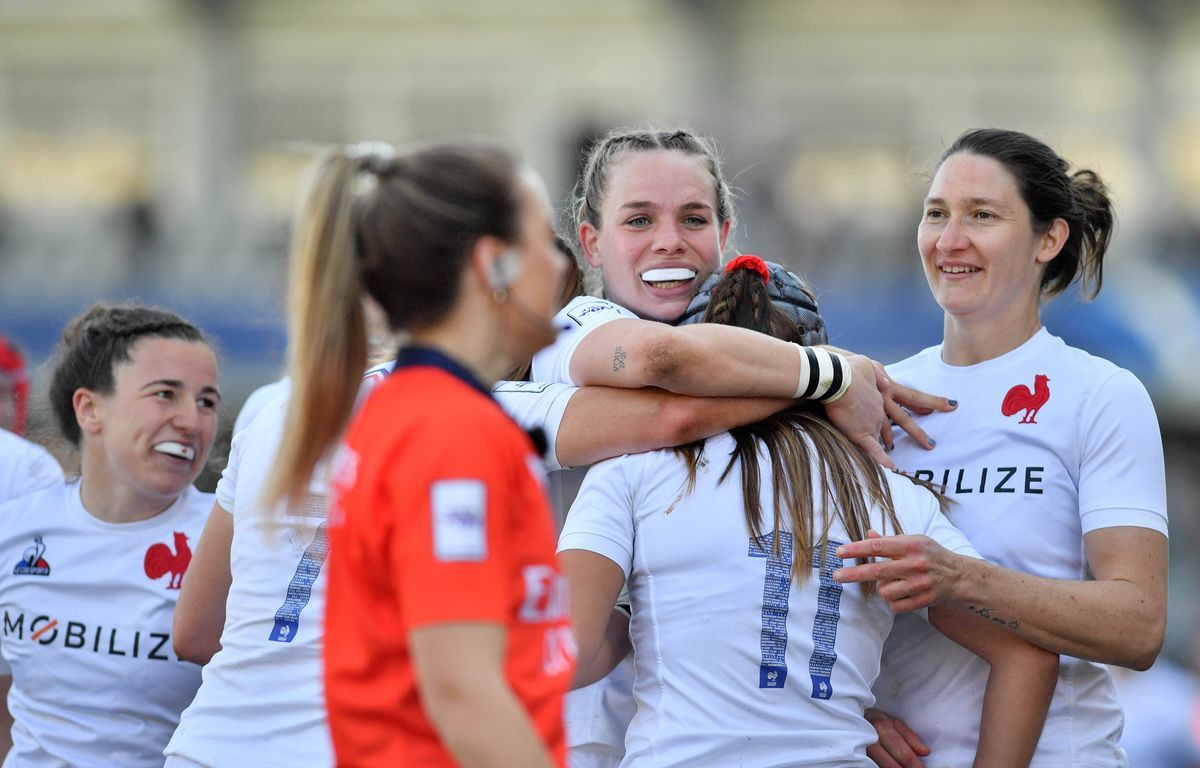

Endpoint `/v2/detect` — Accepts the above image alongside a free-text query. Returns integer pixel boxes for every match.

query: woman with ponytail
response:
[248,140,572,767]
[559,256,1058,768]
[836,129,1169,768]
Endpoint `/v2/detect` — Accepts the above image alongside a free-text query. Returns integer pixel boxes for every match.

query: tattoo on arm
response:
[968,605,1022,632]
[612,346,626,373]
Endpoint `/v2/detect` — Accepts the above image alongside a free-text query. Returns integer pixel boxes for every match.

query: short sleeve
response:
[21,444,63,497]
[532,297,636,385]
[493,381,579,472]
[1077,370,1168,536]
[558,457,637,578]
[214,424,245,512]
[387,420,526,629]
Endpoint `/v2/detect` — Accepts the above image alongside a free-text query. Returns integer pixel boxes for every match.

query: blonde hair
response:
[263,141,522,508]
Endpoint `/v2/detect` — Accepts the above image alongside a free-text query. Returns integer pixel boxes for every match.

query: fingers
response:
[889,381,957,414]
[866,709,929,768]
[856,433,897,471]
[866,529,883,540]
[885,399,932,450]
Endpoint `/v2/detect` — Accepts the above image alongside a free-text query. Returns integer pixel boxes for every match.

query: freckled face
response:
[580,150,730,322]
[918,152,1058,327]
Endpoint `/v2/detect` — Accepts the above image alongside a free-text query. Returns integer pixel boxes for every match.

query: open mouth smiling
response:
[641,267,697,290]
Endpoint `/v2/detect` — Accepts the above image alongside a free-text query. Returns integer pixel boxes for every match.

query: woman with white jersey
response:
[835,128,1169,768]
[0,336,63,502]
[0,302,219,766]
[560,256,1058,768]
[531,126,959,768]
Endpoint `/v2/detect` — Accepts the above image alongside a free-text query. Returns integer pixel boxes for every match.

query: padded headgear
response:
[677,259,828,346]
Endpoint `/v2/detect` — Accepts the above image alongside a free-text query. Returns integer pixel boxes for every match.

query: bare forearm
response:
[954,558,1163,669]
[572,609,631,689]
[974,652,1056,768]
[429,682,554,768]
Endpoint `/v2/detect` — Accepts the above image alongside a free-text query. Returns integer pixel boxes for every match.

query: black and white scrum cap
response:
[677,259,829,347]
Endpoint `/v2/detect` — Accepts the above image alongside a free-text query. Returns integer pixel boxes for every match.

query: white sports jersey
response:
[529,296,642,765]
[560,432,979,768]
[0,481,210,768]
[532,297,639,386]
[0,429,63,503]
[878,328,1168,768]
[166,366,383,768]
[492,380,578,472]
[232,377,291,437]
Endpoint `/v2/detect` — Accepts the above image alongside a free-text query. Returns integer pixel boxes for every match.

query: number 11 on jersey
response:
[748,533,845,700]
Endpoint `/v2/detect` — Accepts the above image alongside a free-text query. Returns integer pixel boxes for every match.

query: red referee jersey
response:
[324,349,574,767]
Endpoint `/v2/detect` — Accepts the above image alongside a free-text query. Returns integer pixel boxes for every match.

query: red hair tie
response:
[725,254,769,284]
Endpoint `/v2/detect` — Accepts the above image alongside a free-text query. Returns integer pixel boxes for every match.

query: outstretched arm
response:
[834,526,1167,669]
[554,386,790,468]
[173,501,234,664]
[930,604,1058,768]
[566,319,954,468]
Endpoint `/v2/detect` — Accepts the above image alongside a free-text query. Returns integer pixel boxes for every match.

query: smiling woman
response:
[0,302,218,767]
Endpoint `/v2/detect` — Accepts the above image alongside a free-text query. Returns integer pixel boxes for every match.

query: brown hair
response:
[676,266,916,590]
[942,128,1114,300]
[49,302,208,447]
[265,141,523,506]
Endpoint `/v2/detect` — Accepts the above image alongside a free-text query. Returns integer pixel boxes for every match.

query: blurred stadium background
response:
[0,0,1197,758]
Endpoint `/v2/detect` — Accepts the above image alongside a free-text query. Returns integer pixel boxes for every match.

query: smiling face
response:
[83,337,219,509]
[918,151,1065,334]
[580,149,730,322]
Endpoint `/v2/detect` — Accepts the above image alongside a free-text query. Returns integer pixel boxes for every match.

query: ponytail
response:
[264,150,368,509]
[1056,169,1113,300]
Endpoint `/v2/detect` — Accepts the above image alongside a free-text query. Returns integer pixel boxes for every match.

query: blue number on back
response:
[749,534,846,699]
[809,541,845,700]
[749,531,793,689]
[269,522,329,643]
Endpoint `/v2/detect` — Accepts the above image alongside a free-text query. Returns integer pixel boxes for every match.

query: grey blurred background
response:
[0,0,1197,759]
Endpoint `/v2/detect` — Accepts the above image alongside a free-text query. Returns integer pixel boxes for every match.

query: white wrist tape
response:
[792,344,852,403]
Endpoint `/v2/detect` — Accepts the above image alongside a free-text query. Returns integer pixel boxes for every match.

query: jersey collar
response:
[394,345,493,400]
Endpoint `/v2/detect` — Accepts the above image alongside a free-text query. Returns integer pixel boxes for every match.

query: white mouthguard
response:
[154,442,195,461]
[641,268,697,282]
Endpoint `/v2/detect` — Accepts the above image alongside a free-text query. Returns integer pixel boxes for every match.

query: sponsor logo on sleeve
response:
[13,536,50,576]
[566,300,620,326]
[432,480,487,562]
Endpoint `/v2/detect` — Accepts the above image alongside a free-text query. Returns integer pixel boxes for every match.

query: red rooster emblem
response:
[1001,374,1050,424]
[144,531,192,589]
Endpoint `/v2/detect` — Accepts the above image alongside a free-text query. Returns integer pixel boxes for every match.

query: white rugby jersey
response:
[532,296,639,387]
[528,296,643,764]
[560,432,979,768]
[879,328,1168,768]
[0,481,209,768]
[165,390,337,768]
[0,429,63,504]
[492,380,578,472]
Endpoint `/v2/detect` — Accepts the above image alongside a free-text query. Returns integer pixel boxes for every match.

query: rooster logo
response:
[13,536,50,576]
[1002,374,1050,424]
[144,531,192,589]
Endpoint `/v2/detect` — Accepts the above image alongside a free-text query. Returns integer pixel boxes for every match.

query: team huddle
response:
[0,127,1169,768]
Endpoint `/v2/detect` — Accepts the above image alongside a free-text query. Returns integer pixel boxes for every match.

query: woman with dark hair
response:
[0,302,218,766]
[559,256,1058,768]
[837,128,1168,768]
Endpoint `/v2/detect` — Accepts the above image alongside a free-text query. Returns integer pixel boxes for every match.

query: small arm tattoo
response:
[968,605,1022,631]
[612,345,626,373]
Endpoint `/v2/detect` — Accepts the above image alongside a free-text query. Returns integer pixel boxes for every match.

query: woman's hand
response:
[832,531,965,613]
[865,708,930,768]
